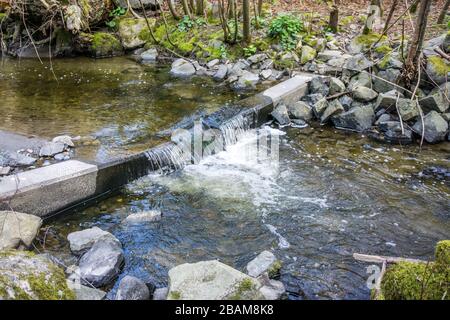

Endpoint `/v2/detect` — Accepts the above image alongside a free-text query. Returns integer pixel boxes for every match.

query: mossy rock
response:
[0,250,75,300]
[427,56,450,85]
[435,240,450,266]
[89,32,123,58]
[300,45,317,64]
[350,33,388,53]
[0,12,7,23]
[118,17,156,50]
[374,44,393,55]
[381,261,449,300]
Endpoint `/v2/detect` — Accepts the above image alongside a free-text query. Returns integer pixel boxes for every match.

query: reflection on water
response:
[45,124,450,300]
[0,57,238,161]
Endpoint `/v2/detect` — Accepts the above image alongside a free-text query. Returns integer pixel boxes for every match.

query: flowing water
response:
[44,123,450,300]
[0,57,239,161]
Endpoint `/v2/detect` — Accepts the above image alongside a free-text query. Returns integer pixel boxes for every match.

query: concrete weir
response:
[0,75,312,217]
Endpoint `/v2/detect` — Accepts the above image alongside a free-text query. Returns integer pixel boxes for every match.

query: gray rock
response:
[247,53,267,64]
[113,0,158,9]
[271,104,291,125]
[377,55,403,70]
[348,73,372,90]
[167,260,263,300]
[140,47,158,61]
[78,238,124,287]
[246,251,277,278]
[213,64,228,81]
[332,105,375,132]
[124,210,161,223]
[412,111,449,143]
[343,54,374,74]
[397,98,420,121]
[339,95,353,110]
[302,93,324,106]
[232,70,259,90]
[170,59,196,77]
[374,90,403,112]
[54,153,68,161]
[317,50,345,62]
[300,45,317,64]
[260,59,274,70]
[0,251,74,300]
[67,280,106,300]
[313,98,329,119]
[52,135,74,147]
[39,142,65,157]
[153,287,168,300]
[260,69,272,80]
[288,101,313,121]
[419,89,449,113]
[375,113,391,125]
[423,35,445,57]
[426,56,450,85]
[259,279,286,300]
[67,226,119,256]
[321,99,344,123]
[309,76,329,96]
[329,77,346,95]
[116,275,150,300]
[373,68,401,93]
[0,211,42,250]
[352,86,378,102]
[373,121,413,144]
[13,153,37,166]
[118,18,151,50]
[207,59,220,68]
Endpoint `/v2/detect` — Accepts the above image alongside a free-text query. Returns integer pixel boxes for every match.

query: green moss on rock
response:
[90,32,123,58]
[435,240,450,266]
[428,56,450,76]
[268,260,282,278]
[375,44,393,55]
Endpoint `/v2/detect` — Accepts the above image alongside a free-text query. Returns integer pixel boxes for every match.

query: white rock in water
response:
[67,226,119,255]
[246,250,277,278]
[124,210,161,223]
[39,142,65,157]
[52,135,75,147]
[167,260,263,300]
[170,59,196,77]
[0,211,42,250]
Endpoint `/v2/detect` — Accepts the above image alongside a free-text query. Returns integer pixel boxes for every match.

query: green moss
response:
[27,265,75,300]
[0,12,7,23]
[169,291,181,300]
[435,240,450,266]
[228,278,256,300]
[268,260,282,278]
[381,261,449,300]
[355,33,387,46]
[340,15,355,26]
[375,45,393,55]
[91,32,122,57]
[378,54,391,69]
[428,56,450,76]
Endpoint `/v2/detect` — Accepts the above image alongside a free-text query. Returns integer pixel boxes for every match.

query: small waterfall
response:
[143,108,258,174]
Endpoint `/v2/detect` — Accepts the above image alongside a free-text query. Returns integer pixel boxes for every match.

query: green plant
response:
[243,45,257,57]
[105,6,126,28]
[268,14,304,50]
[177,15,207,31]
[219,44,228,59]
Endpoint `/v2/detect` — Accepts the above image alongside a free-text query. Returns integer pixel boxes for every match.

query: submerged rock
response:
[115,275,150,300]
[167,260,263,300]
[124,210,161,223]
[0,211,42,250]
[0,250,75,300]
[140,47,158,62]
[246,251,278,278]
[78,239,124,287]
[170,58,196,77]
[67,226,119,256]
[412,111,449,143]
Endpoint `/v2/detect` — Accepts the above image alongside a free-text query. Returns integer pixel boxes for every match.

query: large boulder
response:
[0,250,75,300]
[332,105,375,132]
[67,226,119,256]
[167,260,263,300]
[78,238,124,287]
[412,111,449,143]
[115,275,150,300]
[118,18,155,50]
[170,58,196,78]
[0,211,42,250]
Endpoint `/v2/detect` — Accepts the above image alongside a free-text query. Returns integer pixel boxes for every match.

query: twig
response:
[353,253,428,264]
[434,47,450,62]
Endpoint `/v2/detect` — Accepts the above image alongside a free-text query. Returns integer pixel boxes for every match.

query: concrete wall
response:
[0,75,312,218]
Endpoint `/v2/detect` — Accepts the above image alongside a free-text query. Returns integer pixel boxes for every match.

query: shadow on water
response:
[44,123,450,300]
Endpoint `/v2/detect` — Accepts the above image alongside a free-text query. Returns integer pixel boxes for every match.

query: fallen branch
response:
[434,47,450,62]
[353,253,428,264]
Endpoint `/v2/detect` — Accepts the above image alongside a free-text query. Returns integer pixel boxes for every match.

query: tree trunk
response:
[181,0,193,18]
[196,0,204,16]
[167,0,181,20]
[257,0,263,17]
[383,0,399,33]
[438,0,450,24]
[404,0,432,85]
[363,0,382,34]
[329,0,340,33]
[243,0,251,43]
